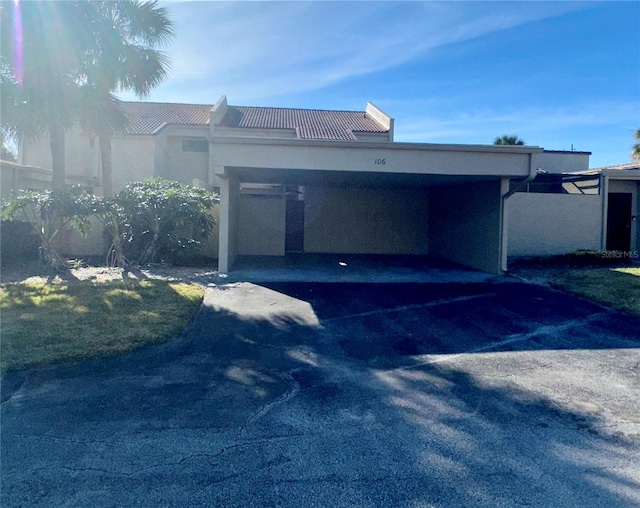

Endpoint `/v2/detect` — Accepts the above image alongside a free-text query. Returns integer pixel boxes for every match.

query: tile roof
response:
[219,106,387,141]
[117,101,388,140]
[118,102,213,134]
[590,162,640,171]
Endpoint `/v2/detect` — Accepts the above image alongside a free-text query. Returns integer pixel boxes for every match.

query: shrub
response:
[103,179,218,267]
[1,186,99,271]
[0,220,39,267]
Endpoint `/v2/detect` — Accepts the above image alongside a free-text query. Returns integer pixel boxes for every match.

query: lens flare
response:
[13,0,23,85]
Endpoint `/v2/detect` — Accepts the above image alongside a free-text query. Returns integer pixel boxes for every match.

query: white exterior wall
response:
[238,195,286,256]
[199,205,220,259]
[218,177,240,271]
[429,180,505,274]
[20,126,99,182]
[21,128,156,194]
[162,137,209,185]
[65,126,100,180]
[303,186,429,254]
[213,139,536,178]
[110,136,156,192]
[215,127,298,139]
[56,217,104,257]
[508,193,603,257]
[534,152,590,174]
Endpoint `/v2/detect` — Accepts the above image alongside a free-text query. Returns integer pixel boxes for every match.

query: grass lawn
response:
[1,279,204,373]
[553,267,640,317]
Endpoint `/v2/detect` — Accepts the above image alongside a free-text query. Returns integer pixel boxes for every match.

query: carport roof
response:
[212,135,544,182]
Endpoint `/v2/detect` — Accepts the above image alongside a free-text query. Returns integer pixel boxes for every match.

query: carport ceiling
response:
[227,167,503,188]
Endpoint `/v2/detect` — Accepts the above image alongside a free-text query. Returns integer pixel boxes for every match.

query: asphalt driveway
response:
[2,279,640,507]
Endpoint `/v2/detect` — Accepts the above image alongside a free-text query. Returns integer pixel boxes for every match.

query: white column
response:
[218,174,239,272]
[500,177,510,273]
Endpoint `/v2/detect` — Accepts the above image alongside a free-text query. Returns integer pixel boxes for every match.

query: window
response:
[181,139,209,153]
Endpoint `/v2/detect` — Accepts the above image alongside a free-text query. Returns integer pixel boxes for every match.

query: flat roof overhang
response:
[221,167,508,187]
[211,136,543,181]
[603,169,640,181]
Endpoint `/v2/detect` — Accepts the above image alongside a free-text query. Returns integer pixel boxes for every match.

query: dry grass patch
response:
[1,279,204,373]
[553,267,640,317]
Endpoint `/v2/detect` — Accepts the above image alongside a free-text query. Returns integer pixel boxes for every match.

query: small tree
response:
[1,186,98,271]
[104,179,217,267]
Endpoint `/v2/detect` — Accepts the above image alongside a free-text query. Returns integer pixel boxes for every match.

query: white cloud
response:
[393,101,638,155]
[139,1,592,103]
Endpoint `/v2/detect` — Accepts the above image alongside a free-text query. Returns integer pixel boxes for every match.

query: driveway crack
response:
[236,370,301,442]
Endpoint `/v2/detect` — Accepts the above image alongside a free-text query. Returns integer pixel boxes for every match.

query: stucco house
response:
[12,96,639,273]
[508,156,639,259]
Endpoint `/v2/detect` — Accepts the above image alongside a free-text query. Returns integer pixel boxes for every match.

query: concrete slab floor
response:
[226,254,498,284]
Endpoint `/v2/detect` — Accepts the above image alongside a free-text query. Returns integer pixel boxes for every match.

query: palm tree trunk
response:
[49,123,66,190]
[99,130,113,196]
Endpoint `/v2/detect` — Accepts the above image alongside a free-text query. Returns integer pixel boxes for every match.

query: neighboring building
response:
[17,96,638,273]
[600,163,640,254]
[508,155,639,259]
[507,150,601,257]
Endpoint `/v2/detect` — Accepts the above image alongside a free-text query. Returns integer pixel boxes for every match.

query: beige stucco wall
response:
[198,205,219,259]
[303,186,429,254]
[213,138,539,179]
[507,193,603,257]
[56,217,105,257]
[20,126,99,181]
[218,177,240,271]
[429,180,504,274]
[20,136,48,168]
[110,136,156,192]
[238,195,286,256]
[21,131,157,194]
[608,180,638,194]
[55,205,219,261]
[65,126,100,180]
[161,137,209,185]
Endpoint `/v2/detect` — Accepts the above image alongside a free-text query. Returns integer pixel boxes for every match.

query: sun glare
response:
[12,0,23,85]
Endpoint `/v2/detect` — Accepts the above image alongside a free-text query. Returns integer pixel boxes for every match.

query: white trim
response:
[211,135,543,154]
[365,102,394,141]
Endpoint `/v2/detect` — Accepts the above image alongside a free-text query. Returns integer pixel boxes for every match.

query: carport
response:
[212,137,542,274]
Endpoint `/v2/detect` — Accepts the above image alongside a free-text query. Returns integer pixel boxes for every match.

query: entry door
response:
[606,193,633,251]
[285,200,305,252]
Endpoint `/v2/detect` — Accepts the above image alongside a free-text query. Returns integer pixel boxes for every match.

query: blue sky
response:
[124,1,640,168]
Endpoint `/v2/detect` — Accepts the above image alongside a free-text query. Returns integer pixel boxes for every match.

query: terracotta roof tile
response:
[117,101,388,140]
[220,106,387,140]
[591,162,640,171]
[118,102,213,134]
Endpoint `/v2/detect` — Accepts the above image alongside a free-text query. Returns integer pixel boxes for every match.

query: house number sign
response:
[374,158,386,165]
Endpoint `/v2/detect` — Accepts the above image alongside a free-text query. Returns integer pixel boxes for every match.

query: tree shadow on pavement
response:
[1,281,639,507]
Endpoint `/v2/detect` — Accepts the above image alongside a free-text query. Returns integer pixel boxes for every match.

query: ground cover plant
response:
[0,279,204,372]
[553,267,640,317]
